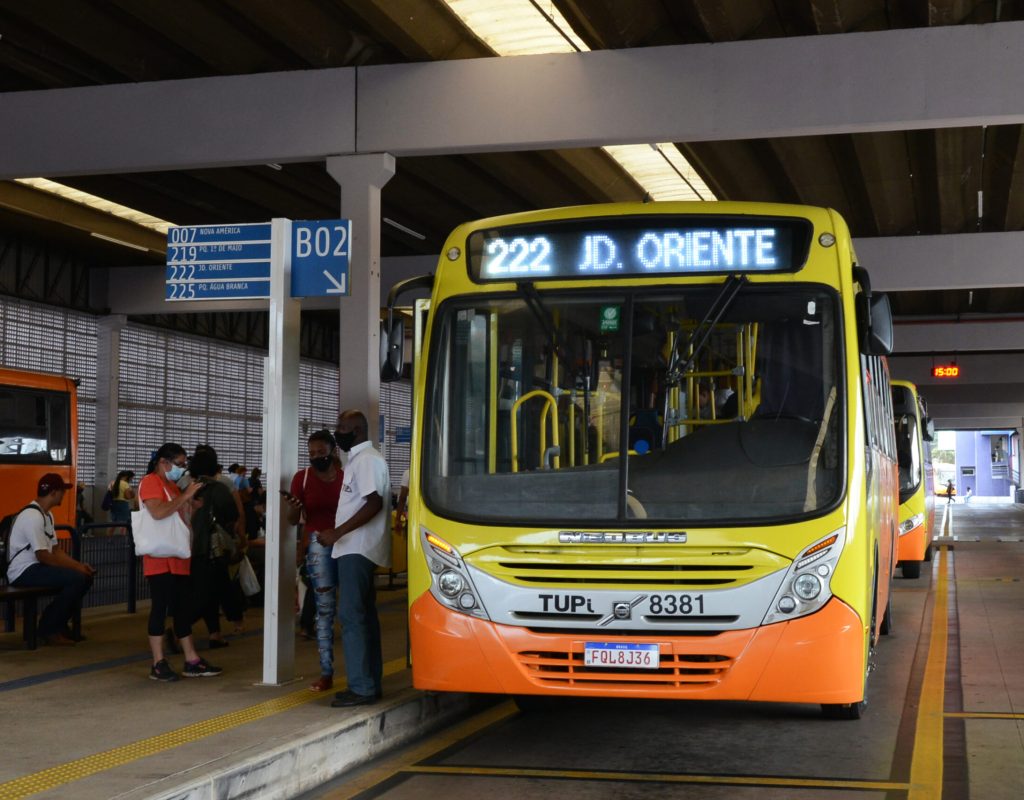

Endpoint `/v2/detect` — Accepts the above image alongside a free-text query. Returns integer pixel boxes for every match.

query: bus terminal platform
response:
[0,584,486,800]
[2,505,1024,800]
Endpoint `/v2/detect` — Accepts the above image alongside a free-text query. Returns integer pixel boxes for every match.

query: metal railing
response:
[58,522,148,613]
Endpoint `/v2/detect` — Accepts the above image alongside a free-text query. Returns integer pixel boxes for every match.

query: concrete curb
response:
[115,690,492,800]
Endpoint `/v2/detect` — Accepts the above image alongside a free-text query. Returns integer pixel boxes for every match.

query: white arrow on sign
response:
[323,271,347,294]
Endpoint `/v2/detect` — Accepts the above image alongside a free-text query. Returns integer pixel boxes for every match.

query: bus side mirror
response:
[923,417,936,442]
[379,318,405,382]
[858,292,893,356]
[854,265,893,356]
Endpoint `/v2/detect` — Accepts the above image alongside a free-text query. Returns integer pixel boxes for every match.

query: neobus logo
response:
[559,531,687,544]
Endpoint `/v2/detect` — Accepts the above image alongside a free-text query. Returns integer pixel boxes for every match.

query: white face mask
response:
[166,464,185,482]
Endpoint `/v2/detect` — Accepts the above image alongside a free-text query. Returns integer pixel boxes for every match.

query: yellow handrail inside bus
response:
[488,312,498,474]
[510,389,560,472]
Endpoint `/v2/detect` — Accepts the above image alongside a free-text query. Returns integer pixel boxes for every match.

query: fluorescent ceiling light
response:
[443,1,715,201]
[604,143,710,201]
[90,231,151,251]
[445,0,586,55]
[15,177,173,234]
[384,217,426,240]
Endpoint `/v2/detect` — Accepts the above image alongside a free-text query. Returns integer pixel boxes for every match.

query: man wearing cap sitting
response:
[7,473,96,646]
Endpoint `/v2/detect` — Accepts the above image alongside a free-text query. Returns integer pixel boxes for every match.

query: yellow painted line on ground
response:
[327,701,519,799]
[907,546,949,800]
[401,765,909,792]
[945,711,1024,720]
[324,701,910,796]
[0,657,408,800]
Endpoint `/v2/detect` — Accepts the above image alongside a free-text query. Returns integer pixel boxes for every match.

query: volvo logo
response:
[558,531,687,544]
[612,602,633,620]
[597,595,648,626]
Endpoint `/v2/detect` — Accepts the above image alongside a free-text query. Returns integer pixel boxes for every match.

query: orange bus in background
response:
[0,367,78,531]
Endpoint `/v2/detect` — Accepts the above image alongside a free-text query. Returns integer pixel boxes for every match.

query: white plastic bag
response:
[238,555,261,596]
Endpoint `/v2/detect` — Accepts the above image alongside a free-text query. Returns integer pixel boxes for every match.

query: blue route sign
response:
[167,241,271,264]
[167,279,271,302]
[168,222,271,245]
[166,262,272,282]
[166,223,272,302]
[291,219,352,298]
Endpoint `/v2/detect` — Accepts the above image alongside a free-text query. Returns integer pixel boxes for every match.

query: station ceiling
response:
[1,0,1023,320]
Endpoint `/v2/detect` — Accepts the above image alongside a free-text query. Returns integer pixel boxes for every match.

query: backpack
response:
[0,505,45,577]
[101,486,114,511]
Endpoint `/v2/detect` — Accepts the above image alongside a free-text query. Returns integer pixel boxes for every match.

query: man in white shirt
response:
[7,473,95,646]
[316,409,391,707]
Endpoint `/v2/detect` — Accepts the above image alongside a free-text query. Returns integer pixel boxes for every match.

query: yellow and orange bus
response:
[384,202,899,719]
[891,380,935,579]
[0,366,78,530]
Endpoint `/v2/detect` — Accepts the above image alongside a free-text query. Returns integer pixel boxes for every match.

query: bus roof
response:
[0,366,79,393]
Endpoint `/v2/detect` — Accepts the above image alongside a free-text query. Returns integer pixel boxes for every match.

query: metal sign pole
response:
[262,217,300,685]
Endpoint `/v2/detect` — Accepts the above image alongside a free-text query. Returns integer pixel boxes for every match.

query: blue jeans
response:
[13,563,92,638]
[306,539,338,677]
[336,554,382,697]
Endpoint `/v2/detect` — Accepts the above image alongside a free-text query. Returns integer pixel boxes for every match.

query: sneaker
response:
[149,659,180,682]
[183,658,223,678]
[330,689,377,708]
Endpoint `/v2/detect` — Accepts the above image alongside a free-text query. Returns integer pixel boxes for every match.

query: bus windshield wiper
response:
[661,275,747,447]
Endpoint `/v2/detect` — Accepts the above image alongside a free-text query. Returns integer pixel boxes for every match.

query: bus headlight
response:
[438,570,464,597]
[793,573,822,600]
[899,513,924,536]
[762,527,845,626]
[421,528,489,620]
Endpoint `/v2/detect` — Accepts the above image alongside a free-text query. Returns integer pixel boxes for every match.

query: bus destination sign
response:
[468,215,813,282]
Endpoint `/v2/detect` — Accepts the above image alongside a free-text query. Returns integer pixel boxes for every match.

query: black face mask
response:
[334,430,357,452]
[310,455,333,472]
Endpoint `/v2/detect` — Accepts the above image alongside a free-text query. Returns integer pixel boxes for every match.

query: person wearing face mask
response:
[284,429,344,691]
[138,442,223,681]
[315,410,391,708]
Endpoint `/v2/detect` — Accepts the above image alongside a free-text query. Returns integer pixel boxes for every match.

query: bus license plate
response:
[583,642,660,669]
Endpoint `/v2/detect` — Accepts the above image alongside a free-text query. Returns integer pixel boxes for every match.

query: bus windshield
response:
[423,284,843,526]
[893,387,923,504]
[0,385,72,464]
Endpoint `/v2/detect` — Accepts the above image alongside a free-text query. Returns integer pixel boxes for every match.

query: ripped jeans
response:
[305,538,338,677]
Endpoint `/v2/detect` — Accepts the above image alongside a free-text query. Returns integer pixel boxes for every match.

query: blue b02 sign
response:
[291,219,352,297]
[165,220,352,302]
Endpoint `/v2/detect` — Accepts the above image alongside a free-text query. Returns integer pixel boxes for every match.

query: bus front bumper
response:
[897,523,929,562]
[410,591,866,705]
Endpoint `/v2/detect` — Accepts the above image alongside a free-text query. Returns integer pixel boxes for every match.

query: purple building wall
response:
[955,430,1016,498]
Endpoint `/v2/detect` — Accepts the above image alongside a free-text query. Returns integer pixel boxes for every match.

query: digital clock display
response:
[467,215,814,282]
[933,365,960,378]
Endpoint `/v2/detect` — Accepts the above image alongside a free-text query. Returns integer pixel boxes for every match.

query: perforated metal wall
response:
[1,298,407,491]
[118,324,342,476]
[380,380,411,489]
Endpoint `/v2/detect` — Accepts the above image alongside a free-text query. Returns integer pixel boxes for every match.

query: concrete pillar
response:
[94,314,127,508]
[325,154,396,444]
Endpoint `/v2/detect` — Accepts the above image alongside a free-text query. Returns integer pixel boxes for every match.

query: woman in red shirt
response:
[138,442,223,682]
[285,430,344,691]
